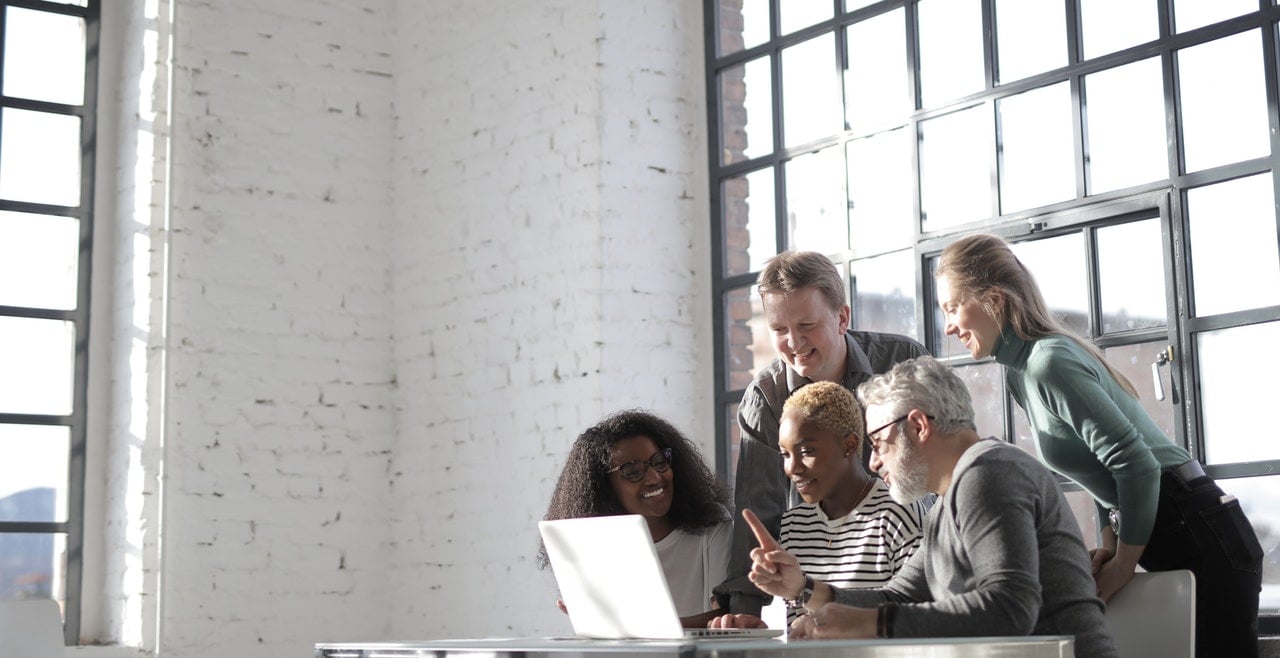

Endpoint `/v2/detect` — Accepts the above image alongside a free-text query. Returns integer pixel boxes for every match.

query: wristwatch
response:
[785,575,815,609]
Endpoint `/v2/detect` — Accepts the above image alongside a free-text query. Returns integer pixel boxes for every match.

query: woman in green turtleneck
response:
[935,233,1262,658]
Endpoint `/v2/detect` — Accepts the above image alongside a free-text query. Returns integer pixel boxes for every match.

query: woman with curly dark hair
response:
[540,409,731,628]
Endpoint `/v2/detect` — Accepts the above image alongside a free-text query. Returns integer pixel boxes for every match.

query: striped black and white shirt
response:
[780,478,925,623]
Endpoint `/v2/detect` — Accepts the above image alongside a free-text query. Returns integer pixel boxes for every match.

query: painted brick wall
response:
[387,1,709,638]
[152,0,709,655]
[163,1,397,656]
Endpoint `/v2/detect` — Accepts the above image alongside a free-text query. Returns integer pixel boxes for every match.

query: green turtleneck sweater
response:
[991,327,1191,546]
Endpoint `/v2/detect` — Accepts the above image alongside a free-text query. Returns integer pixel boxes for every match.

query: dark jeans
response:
[1139,469,1264,658]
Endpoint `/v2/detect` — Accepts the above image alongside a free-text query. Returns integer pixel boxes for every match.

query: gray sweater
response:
[833,439,1117,657]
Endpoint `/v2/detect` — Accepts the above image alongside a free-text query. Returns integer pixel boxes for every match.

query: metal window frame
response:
[0,0,99,645]
[706,0,1280,633]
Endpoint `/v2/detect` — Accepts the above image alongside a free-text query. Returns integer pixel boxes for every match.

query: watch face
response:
[800,576,815,603]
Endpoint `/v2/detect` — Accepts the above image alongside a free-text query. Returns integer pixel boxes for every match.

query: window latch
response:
[1151,345,1174,401]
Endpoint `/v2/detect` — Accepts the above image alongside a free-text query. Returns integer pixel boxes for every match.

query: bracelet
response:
[784,575,815,609]
[876,603,897,638]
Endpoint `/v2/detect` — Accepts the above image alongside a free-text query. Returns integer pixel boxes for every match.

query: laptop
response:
[538,515,783,640]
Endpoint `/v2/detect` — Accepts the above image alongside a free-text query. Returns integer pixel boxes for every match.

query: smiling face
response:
[778,408,858,506]
[936,274,1004,360]
[865,406,931,505]
[608,435,675,533]
[763,287,850,383]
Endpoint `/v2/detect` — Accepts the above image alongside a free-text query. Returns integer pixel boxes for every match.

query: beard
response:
[887,436,931,505]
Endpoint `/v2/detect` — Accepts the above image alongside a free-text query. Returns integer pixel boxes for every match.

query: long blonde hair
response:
[936,233,1139,398]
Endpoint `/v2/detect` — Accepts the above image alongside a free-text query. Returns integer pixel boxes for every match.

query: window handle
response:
[1151,346,1174,401]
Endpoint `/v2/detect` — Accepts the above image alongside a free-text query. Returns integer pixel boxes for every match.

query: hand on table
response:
[707,613,768,629]
[787,603,877,640]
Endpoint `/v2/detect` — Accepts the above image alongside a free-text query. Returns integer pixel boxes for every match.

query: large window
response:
[705,0,1280,629]
[0,0,99,643]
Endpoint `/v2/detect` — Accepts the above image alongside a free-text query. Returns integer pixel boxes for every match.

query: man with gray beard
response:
[725,356,1117,657]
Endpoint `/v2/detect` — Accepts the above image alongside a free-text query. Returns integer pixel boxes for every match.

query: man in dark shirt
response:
[714,251,928,615]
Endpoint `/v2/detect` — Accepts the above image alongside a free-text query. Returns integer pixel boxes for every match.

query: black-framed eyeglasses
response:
[866,415,908,453]
[865,414,935,452]
[608,448,673,483]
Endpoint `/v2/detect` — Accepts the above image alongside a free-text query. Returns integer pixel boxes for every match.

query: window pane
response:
[0,425,69,523]
[0,317,75,416]
[918,0,985,107]
[1079,0,1158,60]
[782,33,841,147]
[1197,321,1280,464]
[2,7,85,105]
[1065,489,1101,550]
[786,146,848,252]
[780,0,833,35]
[0,211,79,310]
[920,104,993,231]
[724,285,772,390]
[848,127,912,255]
[930,306,969,359]
[1174,0,1256,33]
[1217,475,1280,613]
[928,256,966,359]
[1101,341,1177,442]
[1010,234,1089,335]
[846,0,879,10]
[851,249,917,340]
[720,56,774,165]
[844,9,910,133]
[1185,174,1280,316]
[951,361,1004,442]
[1097,219,1167,333]
[1085,57,1168,194]
[720,0,770,56]
[0,532,66,602]
[0,108,82,207]
[998,81,1075,213]
[1178,31,1269,173]
[723,168,777,277]
[995,0,1067,84]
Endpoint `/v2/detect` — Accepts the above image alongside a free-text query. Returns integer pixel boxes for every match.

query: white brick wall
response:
[93,0,710,655]
[162,1,397,656]
[386,0,709,640]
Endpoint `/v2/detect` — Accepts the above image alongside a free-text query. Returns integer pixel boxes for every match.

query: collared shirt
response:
[715,330,928,614]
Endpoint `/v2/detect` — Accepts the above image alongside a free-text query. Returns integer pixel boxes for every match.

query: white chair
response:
[0,598,65,657]
[1103,570,1195,658]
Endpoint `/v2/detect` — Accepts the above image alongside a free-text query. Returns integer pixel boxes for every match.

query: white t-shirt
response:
[655,517,733,618]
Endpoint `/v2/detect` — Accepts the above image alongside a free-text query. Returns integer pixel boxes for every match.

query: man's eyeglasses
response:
[608,448,673,483]
[865,413,934,452]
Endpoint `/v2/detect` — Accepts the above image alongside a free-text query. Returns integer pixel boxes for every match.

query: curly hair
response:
[783,381,865,459]
[537,409,729,568]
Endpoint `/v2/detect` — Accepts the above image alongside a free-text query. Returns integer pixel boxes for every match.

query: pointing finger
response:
[742,508,781,552]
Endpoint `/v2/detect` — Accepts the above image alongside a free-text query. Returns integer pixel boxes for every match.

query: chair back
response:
[1103,569,1195,658]
[0,598,65,657]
